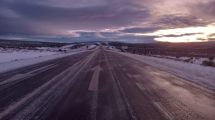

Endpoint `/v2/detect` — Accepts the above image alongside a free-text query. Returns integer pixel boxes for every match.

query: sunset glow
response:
[135,23,215,42]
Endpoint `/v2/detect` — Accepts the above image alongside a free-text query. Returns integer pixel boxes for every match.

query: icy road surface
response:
[0,47,214,120]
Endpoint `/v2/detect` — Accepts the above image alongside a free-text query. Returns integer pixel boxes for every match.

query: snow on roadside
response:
[107,46,121,52]
[0,47,90,74]
[60,45,97,52]
[87,45,97,49]
[152,55,215,65]
[0,49,57,63]
[114,51,215,90]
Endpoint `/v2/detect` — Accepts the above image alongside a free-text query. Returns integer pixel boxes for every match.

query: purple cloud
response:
[0,0,215,42]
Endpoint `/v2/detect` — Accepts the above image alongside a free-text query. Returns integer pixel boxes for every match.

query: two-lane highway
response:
[0,47,214,120]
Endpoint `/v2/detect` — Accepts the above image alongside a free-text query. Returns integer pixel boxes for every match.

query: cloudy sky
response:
[0,0,215,43]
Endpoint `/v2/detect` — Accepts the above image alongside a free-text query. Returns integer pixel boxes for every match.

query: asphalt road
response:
[0,47,214,120]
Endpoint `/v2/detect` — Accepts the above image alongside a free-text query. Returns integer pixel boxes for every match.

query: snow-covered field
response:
[0,45,97,73]
[0,48,58,63]
[60,45,97,52]
[152,55,215,66]
[106,46,121,52]
[112,50,215,90]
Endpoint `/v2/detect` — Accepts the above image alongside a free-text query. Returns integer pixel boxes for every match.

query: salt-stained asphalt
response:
[0,47,214,120]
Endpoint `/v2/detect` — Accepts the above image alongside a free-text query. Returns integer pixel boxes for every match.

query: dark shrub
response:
[208,57,214,61]
[176,56,180,59]
[202,60,215,67]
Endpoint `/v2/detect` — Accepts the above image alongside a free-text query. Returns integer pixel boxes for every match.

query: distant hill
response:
[0,39,70,48]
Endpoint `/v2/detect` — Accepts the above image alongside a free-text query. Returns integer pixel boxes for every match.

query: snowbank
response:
[152,55,215,66]
[0,47,90,73]
[87,45,97,49]
[60,45,97,52]
[0,49,57,63]
[114,51,215,90]
[107,46,121,52]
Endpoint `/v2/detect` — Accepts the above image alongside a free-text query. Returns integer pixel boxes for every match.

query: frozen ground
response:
[0,46,96,73]
[60,45,97,52]
[152,55,215,65]
[112,50,215,90]
[0,48,57,63]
